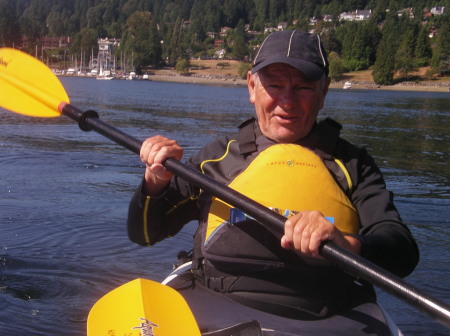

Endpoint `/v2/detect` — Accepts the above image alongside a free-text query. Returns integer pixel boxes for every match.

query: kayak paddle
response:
[88,278,201,336]
[1,47,449,329]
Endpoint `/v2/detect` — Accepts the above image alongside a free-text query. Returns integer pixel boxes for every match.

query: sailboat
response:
[96,60,113,80]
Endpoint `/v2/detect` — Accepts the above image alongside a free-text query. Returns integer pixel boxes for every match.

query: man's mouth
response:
[276,114,296,121]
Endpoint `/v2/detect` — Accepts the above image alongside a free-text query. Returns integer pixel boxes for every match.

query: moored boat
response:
[343,81,352,89]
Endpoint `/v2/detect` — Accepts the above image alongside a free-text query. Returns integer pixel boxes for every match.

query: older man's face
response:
[248,63,330,143]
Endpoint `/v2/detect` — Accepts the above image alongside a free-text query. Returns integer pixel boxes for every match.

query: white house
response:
[339,9,372,21]
[431,6,446,15]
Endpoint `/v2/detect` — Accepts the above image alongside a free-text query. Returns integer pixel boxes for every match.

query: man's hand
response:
[281,210,361,257]
[140,135,183,196]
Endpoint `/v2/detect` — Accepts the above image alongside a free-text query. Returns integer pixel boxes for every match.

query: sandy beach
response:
[144,60,450,92]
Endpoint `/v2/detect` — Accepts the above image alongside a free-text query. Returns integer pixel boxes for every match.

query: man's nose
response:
[278,89,296,110]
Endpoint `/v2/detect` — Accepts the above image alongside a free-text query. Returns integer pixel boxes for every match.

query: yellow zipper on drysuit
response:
[334,158,354,194]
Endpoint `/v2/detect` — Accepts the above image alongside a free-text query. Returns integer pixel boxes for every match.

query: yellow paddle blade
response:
[87,278,201,336]
[0,48,69,117]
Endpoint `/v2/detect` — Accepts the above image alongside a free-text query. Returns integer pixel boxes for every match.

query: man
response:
[128,30,419,334]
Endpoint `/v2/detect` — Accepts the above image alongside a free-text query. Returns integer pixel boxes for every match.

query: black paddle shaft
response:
[61,104,450,328]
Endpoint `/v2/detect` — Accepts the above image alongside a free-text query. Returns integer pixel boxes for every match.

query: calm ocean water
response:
[0,77,449,335]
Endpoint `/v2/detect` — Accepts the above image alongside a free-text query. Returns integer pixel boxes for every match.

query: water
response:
[1,77,449,335]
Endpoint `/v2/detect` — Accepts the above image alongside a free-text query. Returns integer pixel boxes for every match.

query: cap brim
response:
[251,57,325,81]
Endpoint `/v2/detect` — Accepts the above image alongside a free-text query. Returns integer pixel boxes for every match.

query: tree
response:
[232,19,248,60]
[175,57,190,74]
[414,25,431,67]
[165,17,186,66]
[0,0,20,47]
[71,27,98,55]
[238,62,252,78]
[86,3,107,36]
[253,0,268,31]
[121,11,162,69]
[395,28,416,79]
[372,18,397,85]
[430,17,450,75]
[328,51,345,81]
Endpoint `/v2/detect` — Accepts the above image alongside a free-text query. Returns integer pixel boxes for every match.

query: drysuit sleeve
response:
[345,146,419,277]
[127,136,232,247]
[127,165,200,246]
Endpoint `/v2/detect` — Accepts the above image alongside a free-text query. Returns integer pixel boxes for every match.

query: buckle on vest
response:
[206,276,226,292]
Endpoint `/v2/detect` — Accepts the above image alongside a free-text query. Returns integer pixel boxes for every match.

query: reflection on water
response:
[0,78,449,335]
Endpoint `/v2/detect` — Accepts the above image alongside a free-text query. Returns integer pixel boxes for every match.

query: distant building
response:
[215,48,226,59]
[90,38,120,74]
[309,17,318,26]
[431,6,445,15]
[41,36,71,50]
[264,27,277,34]
[214,39,225,47]
[18,36,71,50]
[277,22,288,30]
[397,8,415,18]
[183,21,191,29]
[339,9,372,21]
[220,27,232,37]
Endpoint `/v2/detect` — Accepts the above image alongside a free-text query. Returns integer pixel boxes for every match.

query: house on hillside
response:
[220,27,232,37]
[339,9,372,21]
[309,17,318,26]
[214,39,224,47]
[41,36,71,50]
[264,27,277,34]
[397,8,415,18]
[183,21,191,29]
[215,49,226,59]
[431,6,445,15]
[277,22,288,30]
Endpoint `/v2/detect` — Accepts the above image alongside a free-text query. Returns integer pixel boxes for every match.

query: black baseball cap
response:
[252,30,329,80]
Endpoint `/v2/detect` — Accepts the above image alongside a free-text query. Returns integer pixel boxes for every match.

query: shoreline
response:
[147,73,450,92]
[58,72,450,92]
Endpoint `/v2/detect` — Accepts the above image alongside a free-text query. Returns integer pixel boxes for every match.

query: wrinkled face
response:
[248,63,330,143]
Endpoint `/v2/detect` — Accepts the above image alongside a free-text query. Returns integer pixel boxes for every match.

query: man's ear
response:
[247,71,256,104]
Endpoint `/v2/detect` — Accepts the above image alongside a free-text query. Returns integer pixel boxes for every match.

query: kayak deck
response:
[163,262,403,336]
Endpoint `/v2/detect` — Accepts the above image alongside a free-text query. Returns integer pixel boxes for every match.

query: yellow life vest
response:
[206,144,359,242]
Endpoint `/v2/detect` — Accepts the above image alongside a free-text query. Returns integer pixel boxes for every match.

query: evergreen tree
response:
[70,27,98,55]
[0,0,20,47]
[372,18,397,85]
[430,16,450,75]
[232,19,248,60]
[414,25,431,67]
[121,11,162,70]
[348,24,371,71]
[395,27,416,79]
[254,0,268,31]
[165,17,186,66]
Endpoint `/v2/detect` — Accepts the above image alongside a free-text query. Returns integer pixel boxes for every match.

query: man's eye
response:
[295,86,313,91]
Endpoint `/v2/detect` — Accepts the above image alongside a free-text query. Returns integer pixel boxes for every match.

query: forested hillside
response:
[0,0,449,84]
